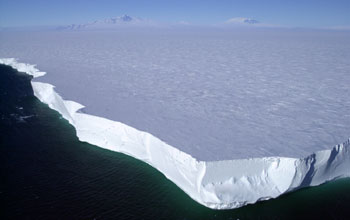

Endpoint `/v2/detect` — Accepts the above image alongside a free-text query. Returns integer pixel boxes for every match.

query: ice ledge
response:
[1,58,349,209]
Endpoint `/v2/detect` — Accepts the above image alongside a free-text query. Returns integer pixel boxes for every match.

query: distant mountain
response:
[58,15,150,30]
[57,15,263,31]
[100,15,143,24]
[226,17,259,25]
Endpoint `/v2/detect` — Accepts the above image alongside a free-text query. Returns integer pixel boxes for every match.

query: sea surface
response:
[1,64,350,219]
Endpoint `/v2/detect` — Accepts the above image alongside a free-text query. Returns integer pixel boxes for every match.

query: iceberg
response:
[0,29,349,209]
[1,57,349,209]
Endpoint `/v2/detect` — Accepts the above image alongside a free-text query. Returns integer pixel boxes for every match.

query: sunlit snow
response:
[1,29,349,161]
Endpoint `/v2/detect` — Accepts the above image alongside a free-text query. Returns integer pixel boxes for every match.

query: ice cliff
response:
[1,58,349,209]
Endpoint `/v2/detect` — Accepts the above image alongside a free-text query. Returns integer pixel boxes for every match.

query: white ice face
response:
[1,29,349,161]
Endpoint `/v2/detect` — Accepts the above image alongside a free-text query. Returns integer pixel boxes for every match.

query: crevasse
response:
[1,58,349,210]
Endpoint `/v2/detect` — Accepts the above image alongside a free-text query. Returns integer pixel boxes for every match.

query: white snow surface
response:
[1,29,350,209]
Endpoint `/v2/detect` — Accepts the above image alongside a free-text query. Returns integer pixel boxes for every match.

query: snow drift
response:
[1,58,349,209]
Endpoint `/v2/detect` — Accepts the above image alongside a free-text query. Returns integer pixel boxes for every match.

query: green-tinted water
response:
[1,64,349,219]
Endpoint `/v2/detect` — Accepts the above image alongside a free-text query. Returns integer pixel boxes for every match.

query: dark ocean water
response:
[1,64,350,220]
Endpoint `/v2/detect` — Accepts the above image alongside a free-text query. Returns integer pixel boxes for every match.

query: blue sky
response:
[0,0,349,28]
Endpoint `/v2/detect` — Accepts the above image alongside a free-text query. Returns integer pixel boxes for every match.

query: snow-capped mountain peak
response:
[226,17,259,25]
[103,15,142,24]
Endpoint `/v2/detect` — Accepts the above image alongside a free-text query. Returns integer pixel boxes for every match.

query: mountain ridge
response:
[58,15,148,30]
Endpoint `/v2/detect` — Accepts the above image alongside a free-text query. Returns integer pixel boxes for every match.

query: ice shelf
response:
[0,29,349,209]
[1,57,349,209]
[1,30,350,161]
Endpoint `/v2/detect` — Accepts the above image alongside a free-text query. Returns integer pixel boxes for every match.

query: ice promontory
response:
[1,58,349,209]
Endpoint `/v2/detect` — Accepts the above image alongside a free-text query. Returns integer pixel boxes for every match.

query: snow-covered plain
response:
[1,29,349,209]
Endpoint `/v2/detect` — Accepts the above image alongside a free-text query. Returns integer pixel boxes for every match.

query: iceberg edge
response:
[1,57,349,210]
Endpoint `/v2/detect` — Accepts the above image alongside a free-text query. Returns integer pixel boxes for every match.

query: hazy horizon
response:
[0,0,350,30]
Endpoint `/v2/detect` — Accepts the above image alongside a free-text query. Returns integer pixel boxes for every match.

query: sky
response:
[0,0,350,28]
